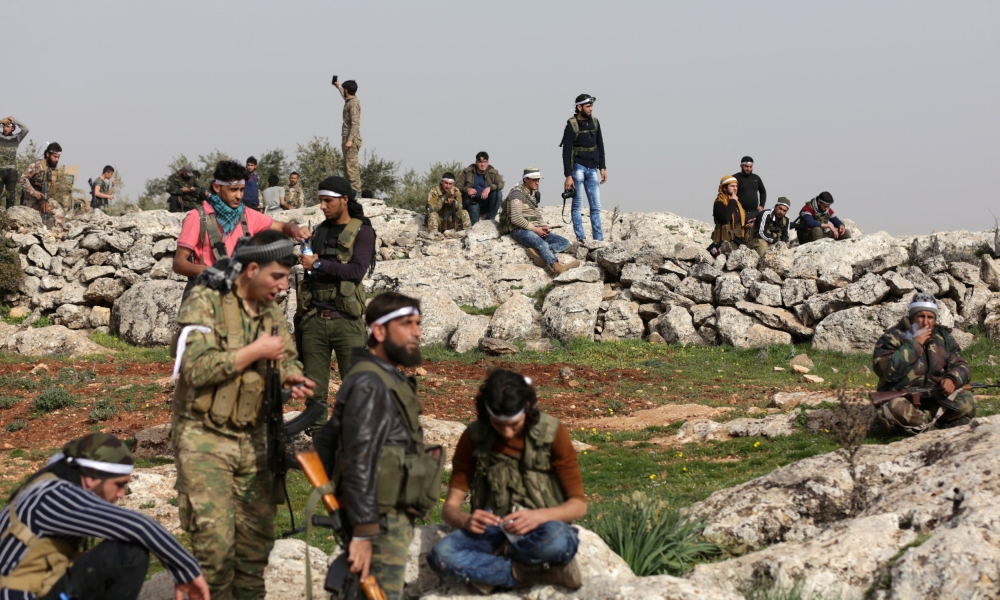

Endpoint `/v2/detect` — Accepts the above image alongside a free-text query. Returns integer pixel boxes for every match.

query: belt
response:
[318,310,343,320]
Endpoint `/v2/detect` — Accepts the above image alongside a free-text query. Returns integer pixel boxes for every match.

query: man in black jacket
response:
[315,292,444,599]
[561,94,606,242]
[733,156,766,224]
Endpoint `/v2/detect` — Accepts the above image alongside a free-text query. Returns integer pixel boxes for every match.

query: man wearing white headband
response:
[499,168,581,275]
[733,155,767,224]
[0,433,208,599]
[314,292,444,599]
[173,160,310,295]
[425,171,471,234]
[429,368,586,592]
[872,292,976,435]
[561,93,607,243]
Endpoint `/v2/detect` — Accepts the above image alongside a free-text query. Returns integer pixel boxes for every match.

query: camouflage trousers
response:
[747,238,776,257]
[797,226,852,244]
[174,419,276,600]
[360,508,413,600]
[878,390,976,431]
[342,140,362,193]
[426,206,472,233]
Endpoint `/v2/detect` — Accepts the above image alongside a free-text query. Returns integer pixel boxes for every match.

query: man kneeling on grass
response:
[427,369,586,593]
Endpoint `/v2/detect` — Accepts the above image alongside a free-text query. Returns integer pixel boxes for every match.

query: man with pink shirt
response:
[173,160,309,293]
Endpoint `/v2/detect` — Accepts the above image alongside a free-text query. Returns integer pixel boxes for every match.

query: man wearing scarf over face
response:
[172,230,316,599]
[173,160,311,295]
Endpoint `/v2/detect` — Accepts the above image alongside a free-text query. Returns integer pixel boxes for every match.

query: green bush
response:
[88,398,117,423]
[0,213,24,296]
[0,396,19,409]
[594,491,721,576]
[5,419,28,432]
[31,316,53,328]
[33,387,76,413]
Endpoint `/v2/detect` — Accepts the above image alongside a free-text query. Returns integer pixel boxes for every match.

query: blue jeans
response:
[427,521,579,589]
[571,163,604,241]
[509,228,570,266]
[464,190,503,224]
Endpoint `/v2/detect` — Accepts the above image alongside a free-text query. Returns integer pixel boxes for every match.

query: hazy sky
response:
[5,1,998,235]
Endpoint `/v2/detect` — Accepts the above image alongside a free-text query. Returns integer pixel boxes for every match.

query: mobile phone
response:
[331,75,338,84]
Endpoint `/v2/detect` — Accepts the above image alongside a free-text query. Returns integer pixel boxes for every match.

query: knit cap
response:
[49,433,134,477]
[776,197,791,207]
[909,292,938,318]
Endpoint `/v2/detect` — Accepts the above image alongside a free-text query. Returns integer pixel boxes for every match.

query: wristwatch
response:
[313,259,322,270]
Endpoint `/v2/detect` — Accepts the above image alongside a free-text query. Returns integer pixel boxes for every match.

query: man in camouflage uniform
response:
[0,116,29,209]
[425,171,471,233]
[499,168,580,275]
[167,165,200,213]
[314,292,445,600]
[333,79,362,192]
[19,142,65,227]
[872,292,975,434]
[283,171,305,209]
[172,230,316,599]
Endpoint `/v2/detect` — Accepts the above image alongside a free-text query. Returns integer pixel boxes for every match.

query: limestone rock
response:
[151,238,177,259]
[759,243,794,277]
[769,391,838,409]
[961,284,993,323]
[676,277,713,304]
[462,219,500,248]
[371,256,496,310]
[487,293,539,341]
[910,229,996,263]
[801,374,824,383]
[111,280,185,346]
[747,281,783,307]
[26,244,51,270]
[602,299,644,340]
[716,306,792,348]
[554,264,602,283]
[0,325,110,357]
[132,423,173,460]
[734,301,813,337]
[919,254,948,274]
[480,337,519,355]
[688,262,722,283]
[629,280,669,303]
[980,255,1000,292]
[781,278,818,307]
[54,304,91,330]
[84,277,127,303]
[448,314,490,353]
[80,265,117,283]
[592,240,640,277]
[811,300,909,352]
[263,539,331,600]
[882,270,915,295]
[119,464,182,536]
[540,282,603,342]
[713,273,747,306]
[898,265,940,295]
[398,286,465,345]
[123,242,156,273]
[790,353,815,368]
[843,272,890,305]
[658,260,687,277]
[652,305,705,346]
[619,263,654,286]
[4,206,44,232]
[638,302,663,320]
[948,261,982,285]
[797,289,850,326]
[725,245,759,271]
[691,304,716,328]
[38,276,64,291]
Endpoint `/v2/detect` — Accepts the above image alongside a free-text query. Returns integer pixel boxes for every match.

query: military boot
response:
[512,558,582,590]
[551,259,581,275]
[525,248,547,268]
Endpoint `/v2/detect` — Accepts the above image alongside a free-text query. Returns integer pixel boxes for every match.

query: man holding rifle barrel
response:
[171,230,315,599]
[872,292,978,435]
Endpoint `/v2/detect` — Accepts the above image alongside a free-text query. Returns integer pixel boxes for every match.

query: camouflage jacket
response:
[340,88,362,144]
[19,159,50,203]
[872,317,971,392]
[166,172,200,209]
[426,184,461,214]
[284,184,305,209]
[174,284,302,433]
[0,118,29,170]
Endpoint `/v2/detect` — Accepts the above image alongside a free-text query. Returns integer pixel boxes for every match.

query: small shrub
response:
[460,304,499,316]
[0,375,40,390]
[531,284,555,311]
[5,419,28,433]
[88,398,117,423]
[0,396,19,410]
[0,214,24,296]
[31,316,53,329]
[139,500,157,509]
[168,496,179,506]
[594,491,721,577]
[32,387,76,413]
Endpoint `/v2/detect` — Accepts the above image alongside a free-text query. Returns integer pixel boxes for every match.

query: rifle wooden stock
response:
[360,578,389,600]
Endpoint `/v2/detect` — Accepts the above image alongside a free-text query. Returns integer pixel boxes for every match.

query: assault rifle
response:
[297,449,388,600]
[442,198,458,229]
[870,380,1000,412]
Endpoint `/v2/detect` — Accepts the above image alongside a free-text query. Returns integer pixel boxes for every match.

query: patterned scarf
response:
[208,193,245,235]
[809,196,831,218]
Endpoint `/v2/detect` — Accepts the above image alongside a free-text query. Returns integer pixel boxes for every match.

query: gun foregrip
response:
[360,576,389,600]
[296,450,340,513]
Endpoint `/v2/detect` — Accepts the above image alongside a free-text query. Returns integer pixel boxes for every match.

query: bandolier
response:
[468,412,565,515]
[296,218,366,319]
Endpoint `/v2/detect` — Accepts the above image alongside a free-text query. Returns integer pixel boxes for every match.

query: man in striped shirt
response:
[499,168,580,275]
[0,434,207,600]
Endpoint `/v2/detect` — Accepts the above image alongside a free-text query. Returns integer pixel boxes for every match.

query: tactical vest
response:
[559,117,601,167]
[468,412,565,515]
[0,474,84,596]
[26,166,48,195]
[174,289,273,429]
[498,185,537,235]
[196,205,250,265]
[337,360,444,514]
[751,211,788,242]
[296,218,366,318]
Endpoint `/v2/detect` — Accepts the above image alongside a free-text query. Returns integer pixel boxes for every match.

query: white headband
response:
[484,376,533,422]
[441,178,455,183]
[372,306,420,326]
[47,452,134,475]
[909,301,938,312]
[318,190,344,198]
[214,179,246,186]
[722,177,737,185]
[741,161,753,166]
[575,97,595,106]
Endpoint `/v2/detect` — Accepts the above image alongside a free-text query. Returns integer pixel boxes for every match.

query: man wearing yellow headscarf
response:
[710,175,747,255]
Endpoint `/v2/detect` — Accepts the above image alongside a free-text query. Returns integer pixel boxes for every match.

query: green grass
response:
[0,395,19,409]
[30,316,53,328]
[32,387,76,413]
[460,304,499,316]
[87,332,172,363]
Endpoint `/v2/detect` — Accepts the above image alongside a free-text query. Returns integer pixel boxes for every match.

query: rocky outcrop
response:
[111,280,186,346]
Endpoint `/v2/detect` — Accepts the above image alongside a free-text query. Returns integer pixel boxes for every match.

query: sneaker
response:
[551,259,581,275]
[525,248,547,268]
[512,558,582,590]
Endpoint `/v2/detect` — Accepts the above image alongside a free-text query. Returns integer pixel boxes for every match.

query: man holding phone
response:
[498,168,579,275]
[333,76,363,193]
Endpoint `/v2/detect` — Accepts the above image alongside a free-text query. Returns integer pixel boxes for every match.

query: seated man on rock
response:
[747,196,791,256]
[428,369,586,593]
[425,172,471,234]
[795,191,850,243]
[872,292,976,435]
[499,168,580,275]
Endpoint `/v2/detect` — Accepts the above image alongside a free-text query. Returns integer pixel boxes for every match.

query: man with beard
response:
[456,152,505,224]
[733,156,766,224]
[314,292,445,600]
[297,176,376,434]
[561,94,606,242]
[19,142,64,226]
[0,116,29,209]
[167,165,199,213]
[283,171,305,209]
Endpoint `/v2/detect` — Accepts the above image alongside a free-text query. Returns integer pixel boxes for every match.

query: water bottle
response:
[300,224,314,273]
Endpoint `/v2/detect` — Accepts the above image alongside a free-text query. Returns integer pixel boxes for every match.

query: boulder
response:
[898,265,940,295]
[948,261,981,285]
[688,262,722,283]
[691,304,716,328]
[487,293,539,341]
[111,280,185,346]
[652,306,705,346]
[553,265,602,283]
[398,286,465,345]
[26,244,52,270]
[123,243,157,273]
[0,325,110,357]
[796,289,850,326]
[619,263,654,286]
[448,314,490,353]
[713,273,747,306]
[84,277,127,303]
[981,255,1000,292]
[602,299,644,340]
[811,300,909,352]
[919,254,948,274]
[658,260,688,277]
[882,270,915,295]
[724,245,759,271]
[842,272,891,305]
[759,244,794,277]
[781,278,818,307]
[80,265,117,283]
[132,423,172,460]
[747,281,782,307]
[480,337,518,355]
[38,276,64,291]
[629,280,669,303]
[592,240,640,277]
[961,284,993,323]
[769,391,838,409]
[4,206,44,232]
[151,238,177,259]
[910,229,996,263]
[540,282,603,342]
[676,277,713,304]
[734,302,813,337]
[716,306,792,348]
[370,257,496,310]
[462,219,500,248]
[54,304,92,330]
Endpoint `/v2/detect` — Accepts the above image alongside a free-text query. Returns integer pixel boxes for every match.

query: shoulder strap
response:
[221,291,244,349]
[336,218,363,263]
[528,413,560,445]
[346,360,422,442]
[198,206,228,263]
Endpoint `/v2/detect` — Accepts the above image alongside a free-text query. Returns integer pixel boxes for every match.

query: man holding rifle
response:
[19,142,65,226]
[314,292,445,600]
[171,230,315,599]
[872,292,976,435]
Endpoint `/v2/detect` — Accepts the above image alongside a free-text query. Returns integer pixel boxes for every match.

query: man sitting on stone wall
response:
[427,369,586,593]
[499,168,580,275]
[425,172,470,234]
[747,196,790,256]
[872,292,976,435]
[795,191,851,244]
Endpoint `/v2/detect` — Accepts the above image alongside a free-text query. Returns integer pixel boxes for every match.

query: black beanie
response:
[318,176,355,200]
[741,156,753,164]
[817,191,834,204]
